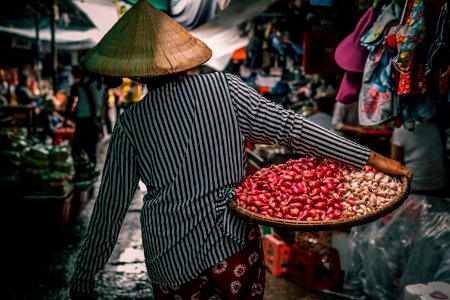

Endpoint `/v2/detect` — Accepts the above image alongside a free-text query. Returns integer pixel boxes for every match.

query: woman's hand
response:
[367,150,413,180]
[70,290,97,300]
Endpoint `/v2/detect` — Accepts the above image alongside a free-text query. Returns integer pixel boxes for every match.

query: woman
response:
[70,1,412,299]
[65,66,105,167]
[331,101,364,142]
[391,119,446,196]
[15,70,42,105]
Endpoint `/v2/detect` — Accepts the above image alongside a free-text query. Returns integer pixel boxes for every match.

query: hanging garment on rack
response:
[425,2,449,76]
[359,3,402,126]
[359,44,400,126]
[429,64,450,99]
[360,3,402,52]
[397,63,428,95]
[393,0,427,95]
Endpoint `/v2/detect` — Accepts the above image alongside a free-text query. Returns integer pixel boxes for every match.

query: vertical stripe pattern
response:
[71,72,370,292]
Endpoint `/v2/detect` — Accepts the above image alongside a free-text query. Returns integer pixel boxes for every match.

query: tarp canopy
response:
[0,0,276,69]
[192,0,276,71]
[0,0,95,31]
[0,0,117,51]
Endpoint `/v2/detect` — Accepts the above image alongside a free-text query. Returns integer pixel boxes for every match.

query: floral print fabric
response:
[152,223,265,299]
[394,0,426,73]
[394,0,427,95]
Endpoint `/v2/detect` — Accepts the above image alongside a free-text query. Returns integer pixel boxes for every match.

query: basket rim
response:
[228,176,411,231]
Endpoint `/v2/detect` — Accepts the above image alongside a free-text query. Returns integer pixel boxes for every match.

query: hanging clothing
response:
[359,3,402,126]
[425,2,449,76]
[359,41,400,126]
[360,3,402,52]
[393,0,427,95]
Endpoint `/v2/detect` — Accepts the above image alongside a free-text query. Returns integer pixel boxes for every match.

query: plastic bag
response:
[344,195,450,299]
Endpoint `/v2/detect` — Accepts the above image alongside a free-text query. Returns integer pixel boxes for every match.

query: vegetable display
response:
[234,156,403,222]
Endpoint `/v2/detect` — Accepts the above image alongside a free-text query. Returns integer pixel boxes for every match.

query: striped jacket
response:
[71,72,370,292]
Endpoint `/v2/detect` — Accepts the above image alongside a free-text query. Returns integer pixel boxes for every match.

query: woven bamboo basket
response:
[228,176,411,231]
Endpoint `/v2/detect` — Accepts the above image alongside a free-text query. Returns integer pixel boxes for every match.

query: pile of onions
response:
[235,156,403,222]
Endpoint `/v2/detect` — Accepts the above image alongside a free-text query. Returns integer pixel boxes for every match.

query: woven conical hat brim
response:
[81,0,212,77]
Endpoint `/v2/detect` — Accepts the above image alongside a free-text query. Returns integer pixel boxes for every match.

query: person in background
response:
[295,79,315,100]
[0,69,11,104]
[262,79,291,107]
[101,88,112,136]
[307,96,335,129]
[65,66,105,167]
[331,100,364,142]
[391,119,447,196]
[314,75,337,99]
[69,2,412,299]
[121,78,143,108]
[15,70,43,106]
[112,86,123,120]
[37,97,64,144]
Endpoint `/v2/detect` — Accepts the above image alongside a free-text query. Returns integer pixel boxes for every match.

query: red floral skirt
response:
[152,223,265,299]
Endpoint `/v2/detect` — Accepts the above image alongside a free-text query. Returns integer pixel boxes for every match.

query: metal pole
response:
[34,11,42,88]
[50,0,58,93]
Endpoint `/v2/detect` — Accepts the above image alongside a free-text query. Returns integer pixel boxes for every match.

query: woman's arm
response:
[227,73,412,178]
[227,73,369,169]
[70,121,140,294]
[369,149,411,179]
[390,144,404,164]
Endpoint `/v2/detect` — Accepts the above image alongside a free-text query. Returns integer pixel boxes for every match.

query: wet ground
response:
[5,136,348,300]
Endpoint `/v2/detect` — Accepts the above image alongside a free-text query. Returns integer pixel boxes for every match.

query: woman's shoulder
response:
[181,72,232,90]
[187,71,229,82]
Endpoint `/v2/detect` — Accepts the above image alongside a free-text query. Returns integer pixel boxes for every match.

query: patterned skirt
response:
[152,223,265,299]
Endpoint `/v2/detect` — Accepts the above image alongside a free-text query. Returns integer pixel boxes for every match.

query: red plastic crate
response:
[53,127,75,146]
[70,182,94,223]
[285,244,342,291]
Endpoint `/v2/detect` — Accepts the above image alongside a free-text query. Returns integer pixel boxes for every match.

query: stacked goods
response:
[73,155,99,183]
[0,130,28,187]
[48,146,73,188]
[26,147,50,175]
[0,149,23,191]
[0,129,76,193]
[23,145,74,191]
[234,156,404,222]
[0,130,31,191]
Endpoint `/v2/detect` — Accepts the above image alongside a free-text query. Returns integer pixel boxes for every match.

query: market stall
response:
[0,128,97,235]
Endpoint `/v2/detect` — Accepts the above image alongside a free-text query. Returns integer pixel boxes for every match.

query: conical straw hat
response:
[81,0,212,77]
